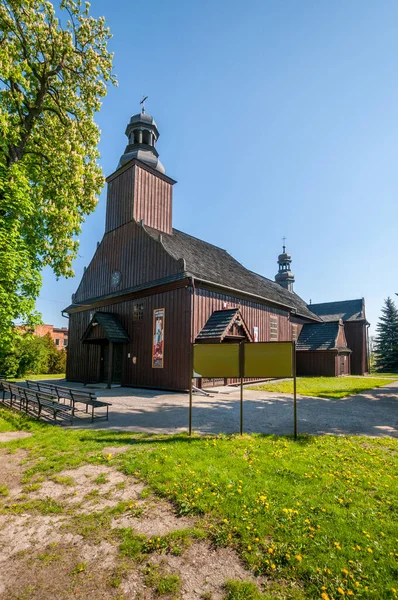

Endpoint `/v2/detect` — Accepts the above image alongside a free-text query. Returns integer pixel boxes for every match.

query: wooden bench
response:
[26,380,111,422]
[1,380,73,424]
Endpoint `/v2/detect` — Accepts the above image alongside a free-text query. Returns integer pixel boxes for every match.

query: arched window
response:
[143,130,150,145]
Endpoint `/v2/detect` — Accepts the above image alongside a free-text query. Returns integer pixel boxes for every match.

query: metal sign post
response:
[189,344,193,436]
[239,343,244,435]
[293,341,297,440]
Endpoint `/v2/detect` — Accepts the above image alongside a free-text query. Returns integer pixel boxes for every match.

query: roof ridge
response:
[310,298,363,306]
[171,228,228,253]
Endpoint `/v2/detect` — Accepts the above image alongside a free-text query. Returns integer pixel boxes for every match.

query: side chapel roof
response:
[309,299,366,323]
[297,321,346,351]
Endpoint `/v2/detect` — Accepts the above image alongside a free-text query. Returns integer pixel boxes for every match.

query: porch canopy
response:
[81,312,129,345]
[81,312,129,388]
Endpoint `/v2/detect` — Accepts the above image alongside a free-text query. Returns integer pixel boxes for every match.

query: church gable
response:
[73,219,182,304]
[196,308,252,343]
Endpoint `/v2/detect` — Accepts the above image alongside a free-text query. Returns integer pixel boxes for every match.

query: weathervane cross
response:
[282,236,286,252]
[140,95,148,114]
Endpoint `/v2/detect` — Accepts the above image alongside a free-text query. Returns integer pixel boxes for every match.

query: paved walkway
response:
[58,380,398,438]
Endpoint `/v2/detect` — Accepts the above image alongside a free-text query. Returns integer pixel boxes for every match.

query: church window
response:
[133,302,144,321]
[270,316,278,340]
[143,130,150,145]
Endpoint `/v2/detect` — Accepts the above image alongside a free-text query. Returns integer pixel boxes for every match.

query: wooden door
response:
[113,345,124,384]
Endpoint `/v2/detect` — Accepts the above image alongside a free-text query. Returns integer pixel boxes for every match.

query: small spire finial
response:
[282,236,286,253]
[140,95,148,114]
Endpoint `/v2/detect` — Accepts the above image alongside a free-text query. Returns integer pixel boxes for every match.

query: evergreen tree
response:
[374,297,398,372]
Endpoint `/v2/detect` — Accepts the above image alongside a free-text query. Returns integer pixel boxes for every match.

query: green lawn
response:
[248,376,396,399]
[7,373,65,382]
[0,407,397,599]
[368,372,398,379]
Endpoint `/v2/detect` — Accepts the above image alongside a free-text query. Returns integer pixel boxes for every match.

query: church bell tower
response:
[275,243,295,292]
[105,104,175,235]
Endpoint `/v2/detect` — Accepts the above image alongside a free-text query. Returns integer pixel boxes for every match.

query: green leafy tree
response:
[0,0,115,352]
[374,297,398,372]
[0,331,66,377]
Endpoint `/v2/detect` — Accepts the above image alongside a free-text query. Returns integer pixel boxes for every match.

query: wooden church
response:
[64,109,369,389]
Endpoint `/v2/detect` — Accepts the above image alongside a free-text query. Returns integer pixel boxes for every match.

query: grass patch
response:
[368,372,398,378]
[223,580,268,600]
[0,484,9,497]
[52,474,75,486]
[0,407,397,598]
[94,472,109,485]
[248,376,393,398]
[8,374,66,382]
[2,497,63,515]
[71,561,86,575]
[144,564,181,595]
[0,407,46,432]
[22,482,42,493]
[118,434,398,599]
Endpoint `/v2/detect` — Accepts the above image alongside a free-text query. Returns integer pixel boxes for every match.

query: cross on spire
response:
[140,95,148,114]
[282,236,286,252]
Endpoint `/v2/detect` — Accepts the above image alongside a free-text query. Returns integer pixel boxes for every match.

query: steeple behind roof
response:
[275,244,295,292]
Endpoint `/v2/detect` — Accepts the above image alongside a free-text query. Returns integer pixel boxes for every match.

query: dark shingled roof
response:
[146,227,320,322]
[297,321,341,351]
[196,308,251,342]
[309,299,365,322]
[82,312,129,343]
[197,309,238,341]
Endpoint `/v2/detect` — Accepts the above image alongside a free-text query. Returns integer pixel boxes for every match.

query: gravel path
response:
[63,380,398,438]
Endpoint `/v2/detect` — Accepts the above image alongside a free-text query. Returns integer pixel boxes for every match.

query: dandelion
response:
[367,548,373,553]
[271,564,276,570]
[247,546,252,551]
[295,555,302,561]
[337,588,345,595]
[321,594,330,600]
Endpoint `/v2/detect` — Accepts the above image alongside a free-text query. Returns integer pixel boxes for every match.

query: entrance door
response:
[112,344,123,384]
[100,344,108,383]
[340,356,345,375]
[100,343,123,384]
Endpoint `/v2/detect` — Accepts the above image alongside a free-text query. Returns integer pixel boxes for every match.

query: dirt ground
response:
[0,446,267,600]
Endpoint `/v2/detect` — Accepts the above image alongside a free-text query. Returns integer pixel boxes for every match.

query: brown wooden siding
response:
[193,286,308,387]
[105,163,173,234]
[74,220,180,303]
[297,350,337,377]
[105,167,135,233]
[344,322,368,375]
[193,286,296,343]
[66,287,191,390]
[134,165,172,234]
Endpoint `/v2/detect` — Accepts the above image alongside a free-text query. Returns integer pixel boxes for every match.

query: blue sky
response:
[39,0,398,335]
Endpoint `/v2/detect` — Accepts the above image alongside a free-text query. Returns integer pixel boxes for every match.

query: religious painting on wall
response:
[152,308,165,368]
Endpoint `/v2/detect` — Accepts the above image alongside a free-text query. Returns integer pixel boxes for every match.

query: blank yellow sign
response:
[193,344,240,378]
[244,342,293,378]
